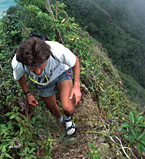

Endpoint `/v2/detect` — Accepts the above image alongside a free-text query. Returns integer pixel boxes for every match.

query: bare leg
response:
[57,80,76,135]
[41,94,61,119]
[57,80,74,117]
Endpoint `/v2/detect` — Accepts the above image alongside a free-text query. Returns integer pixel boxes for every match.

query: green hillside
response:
[0,0,144,158]
[61,0,145,107]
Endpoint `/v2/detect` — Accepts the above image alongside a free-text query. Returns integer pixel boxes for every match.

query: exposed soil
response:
[43,86,123,159]
[17,85,145,159]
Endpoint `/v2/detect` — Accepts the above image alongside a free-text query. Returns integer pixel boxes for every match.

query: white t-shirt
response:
[12,41,76,85]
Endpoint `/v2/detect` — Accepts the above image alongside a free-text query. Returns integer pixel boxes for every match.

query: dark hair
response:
[16,37,52,67]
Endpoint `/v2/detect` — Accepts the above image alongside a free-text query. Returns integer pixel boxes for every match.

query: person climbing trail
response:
[11,35,81,136]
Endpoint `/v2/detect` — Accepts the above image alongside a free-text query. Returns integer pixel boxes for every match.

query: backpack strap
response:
[29,32,49,41]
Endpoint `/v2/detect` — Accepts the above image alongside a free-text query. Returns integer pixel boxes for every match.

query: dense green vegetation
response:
[0,0,145,158]
[61,0,145,107]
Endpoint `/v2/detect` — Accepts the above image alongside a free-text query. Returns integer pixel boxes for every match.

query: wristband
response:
[24,91,30,95]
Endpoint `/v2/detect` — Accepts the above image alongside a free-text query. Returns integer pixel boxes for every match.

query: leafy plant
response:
[118,111,145,154]
[1,0,144,158]
[61,0,145,108]
[87,142,100,159]
[0,107,54,158]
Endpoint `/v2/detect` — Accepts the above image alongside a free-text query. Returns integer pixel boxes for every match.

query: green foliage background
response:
[0,0,144,158]
[60,0,145,107]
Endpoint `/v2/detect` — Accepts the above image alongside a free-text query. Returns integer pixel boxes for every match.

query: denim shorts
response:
[36,69,72,97]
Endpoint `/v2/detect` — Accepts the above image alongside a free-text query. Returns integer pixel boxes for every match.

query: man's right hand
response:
[26,94,38,106]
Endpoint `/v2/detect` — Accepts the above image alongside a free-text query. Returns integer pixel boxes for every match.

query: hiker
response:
[11,35,81,136]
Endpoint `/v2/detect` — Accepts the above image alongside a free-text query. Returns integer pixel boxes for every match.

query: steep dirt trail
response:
[50,86,99,159]
[47,86,123,159]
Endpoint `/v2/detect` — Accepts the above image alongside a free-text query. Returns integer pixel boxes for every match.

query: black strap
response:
[66,123,76,131]
[29,32,49,41]
[65,116,73,122]
[24,91,30,95]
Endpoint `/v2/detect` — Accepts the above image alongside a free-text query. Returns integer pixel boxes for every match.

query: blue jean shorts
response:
[36,69,72,97]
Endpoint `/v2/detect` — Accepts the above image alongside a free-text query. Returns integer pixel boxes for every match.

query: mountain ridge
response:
[0,0,144,158]
[60,0,145,107]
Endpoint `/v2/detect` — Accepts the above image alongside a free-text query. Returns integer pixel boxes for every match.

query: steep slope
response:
[61,0,145,108]
[0,1,144,158]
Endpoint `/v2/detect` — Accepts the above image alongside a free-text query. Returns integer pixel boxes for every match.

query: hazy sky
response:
[0,0,15,18]
[0,0,145,20]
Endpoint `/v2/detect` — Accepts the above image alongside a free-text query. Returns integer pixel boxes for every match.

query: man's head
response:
[16,37,52,67]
